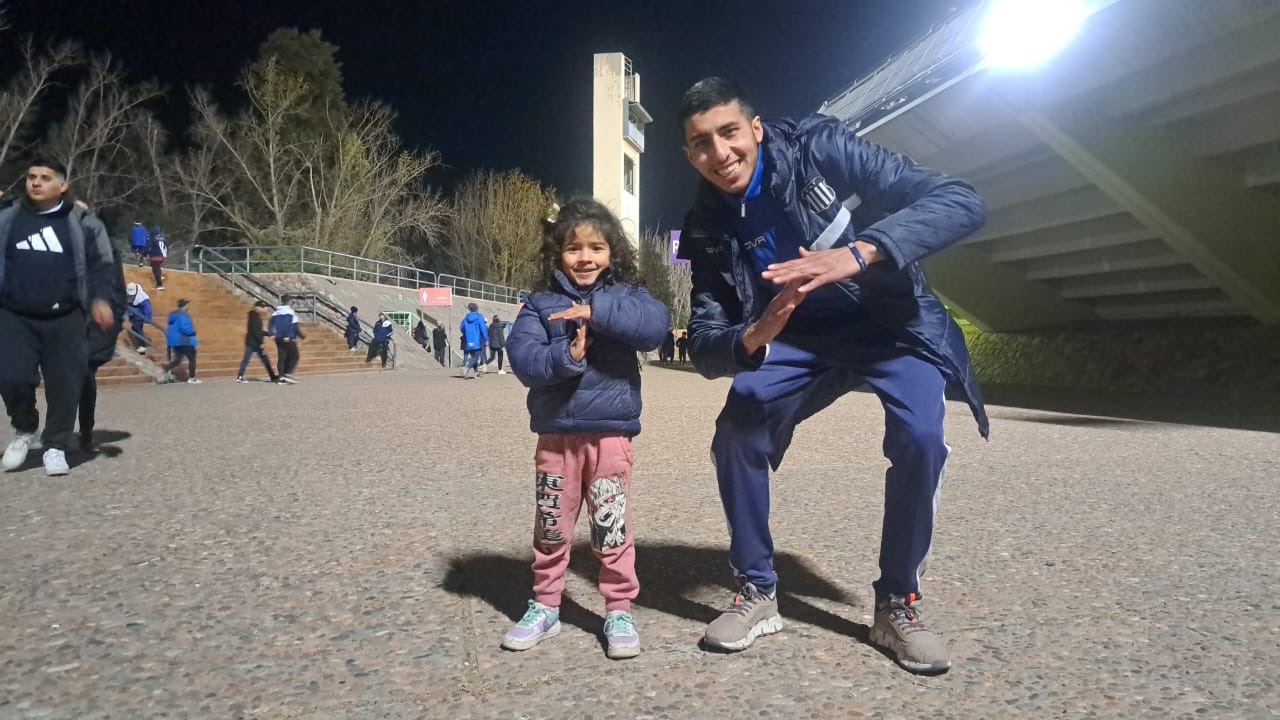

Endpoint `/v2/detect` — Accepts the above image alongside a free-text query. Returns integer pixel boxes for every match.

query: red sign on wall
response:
[419,287,453,307]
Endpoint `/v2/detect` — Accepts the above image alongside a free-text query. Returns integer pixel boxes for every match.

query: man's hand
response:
[742,281,804,355]
[568,322,591,362]
[760,241,880,293]
[550,302,592,323]
[90,300,113,331]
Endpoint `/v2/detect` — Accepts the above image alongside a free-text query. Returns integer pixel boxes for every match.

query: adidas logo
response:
[15,227,64,253]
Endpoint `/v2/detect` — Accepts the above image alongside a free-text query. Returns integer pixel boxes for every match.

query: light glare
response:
[979,0,1089,70]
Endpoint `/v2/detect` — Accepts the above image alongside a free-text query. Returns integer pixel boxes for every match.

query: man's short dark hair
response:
[677,77,755,132]
[27,157,68,180]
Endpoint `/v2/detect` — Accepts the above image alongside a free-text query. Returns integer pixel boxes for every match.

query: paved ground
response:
[2,367,1277,719]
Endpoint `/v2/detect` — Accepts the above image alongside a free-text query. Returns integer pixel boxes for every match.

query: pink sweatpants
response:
[531,433,638,612]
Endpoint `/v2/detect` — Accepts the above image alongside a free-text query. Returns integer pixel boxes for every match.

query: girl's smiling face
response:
[561,223,612,288]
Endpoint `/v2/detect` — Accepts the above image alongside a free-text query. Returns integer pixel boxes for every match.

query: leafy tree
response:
[443,169,556,289]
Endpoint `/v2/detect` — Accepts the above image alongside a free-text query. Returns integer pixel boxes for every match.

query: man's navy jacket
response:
[679,114,989,438]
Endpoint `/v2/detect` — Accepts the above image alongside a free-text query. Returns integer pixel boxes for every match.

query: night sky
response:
[6,0,963,231]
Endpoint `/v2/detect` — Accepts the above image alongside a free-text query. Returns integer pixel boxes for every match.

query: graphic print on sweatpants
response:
[530,434,638,612]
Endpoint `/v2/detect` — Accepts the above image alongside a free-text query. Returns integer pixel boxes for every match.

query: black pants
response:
[346,332,359,350]
[79,371,98,439]
[166,346,197,378]
[0,308,88,452]
[238,344,277,380]
[366,341,389,368]
[434,345,447,366]
[151,261,164,287]
[489,348,504,370]
[275,339,299,377]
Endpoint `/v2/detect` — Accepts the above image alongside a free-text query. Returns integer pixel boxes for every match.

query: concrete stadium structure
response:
[819,0,1280,332]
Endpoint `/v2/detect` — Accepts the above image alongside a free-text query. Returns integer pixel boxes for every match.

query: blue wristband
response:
[847,242,868,272]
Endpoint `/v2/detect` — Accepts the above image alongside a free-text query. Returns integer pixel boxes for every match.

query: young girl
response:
[504,198,670,659]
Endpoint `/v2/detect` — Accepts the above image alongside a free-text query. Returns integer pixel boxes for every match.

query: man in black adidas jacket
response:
[0,160,116,476]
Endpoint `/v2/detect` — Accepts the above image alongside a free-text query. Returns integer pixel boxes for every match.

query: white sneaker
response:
[280,375,298,384]
[236,377,246,383]
[187,378,202,384]
[3,432,36,470]
[43,449,69,476]
[498,369,507,375]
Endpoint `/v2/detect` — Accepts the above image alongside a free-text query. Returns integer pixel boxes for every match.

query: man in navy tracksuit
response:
[0,160,117,476]
[677,78,988,674]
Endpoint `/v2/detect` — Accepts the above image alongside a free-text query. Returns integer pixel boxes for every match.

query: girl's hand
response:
[569,322,591,361]
[550,302,592,323]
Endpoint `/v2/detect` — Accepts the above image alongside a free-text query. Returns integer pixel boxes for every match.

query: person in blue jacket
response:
[161,298,199,384]
[505,198,669,660]
[345,306,361,351]
[269,301,304,384]
[676,78,988,674]
[366,312,394,369]
[129,222,148,266]
[458,302,488,379]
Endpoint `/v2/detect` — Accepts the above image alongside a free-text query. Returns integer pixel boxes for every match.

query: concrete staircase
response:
[120,267,379,381]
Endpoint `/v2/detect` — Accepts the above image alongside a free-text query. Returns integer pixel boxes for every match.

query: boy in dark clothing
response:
[0,160,117,476]
[487,314,507,374]
[432,324,448,366]
[345,306,361,350]
[237,301,279,383]
[147,229,167,290]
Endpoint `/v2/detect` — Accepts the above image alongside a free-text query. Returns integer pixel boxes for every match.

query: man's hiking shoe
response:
[501,600,560,651]
[703,585,783,652]
[604,611,640,659]
[869,594,951,675]
[3,432,36,470]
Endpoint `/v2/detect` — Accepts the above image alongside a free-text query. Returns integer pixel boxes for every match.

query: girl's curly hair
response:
[536,197,643,291]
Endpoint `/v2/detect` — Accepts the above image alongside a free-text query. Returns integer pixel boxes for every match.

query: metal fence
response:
[185,245,523,305]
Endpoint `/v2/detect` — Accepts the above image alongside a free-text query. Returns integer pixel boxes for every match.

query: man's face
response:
[682,100,764,195]
[26,166,68,209]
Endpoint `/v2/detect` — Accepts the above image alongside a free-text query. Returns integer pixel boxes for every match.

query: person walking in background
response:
[237,301,279,384]
[431,323,448,367]
[504,198,669,660]
[459,302,488,379]
[146,226,167,290]
[413,318,429,350]
[345,306,361,351]
[367,312,394,369]
[487,314,508,374]
[675,77,987,673]
[129,221,148,266]
[0,159,117,476]
[269,300,304,384]
[161,299,199,384]
[125,282,153,353]
[676,330,689,365]
[659,329,675,366]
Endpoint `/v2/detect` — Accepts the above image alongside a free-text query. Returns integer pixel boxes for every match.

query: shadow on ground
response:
[442,542,870,646]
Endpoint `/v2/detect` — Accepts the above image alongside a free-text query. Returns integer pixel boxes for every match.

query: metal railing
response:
[183,244,524,305]
[190,245,397,368]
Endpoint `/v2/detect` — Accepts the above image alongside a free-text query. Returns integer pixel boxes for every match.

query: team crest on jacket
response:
[801,178,837,214]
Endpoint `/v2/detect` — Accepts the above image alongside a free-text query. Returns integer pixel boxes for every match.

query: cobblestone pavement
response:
[2,368,1277,719]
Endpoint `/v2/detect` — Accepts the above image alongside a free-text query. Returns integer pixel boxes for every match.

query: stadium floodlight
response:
[978,0,1089,70]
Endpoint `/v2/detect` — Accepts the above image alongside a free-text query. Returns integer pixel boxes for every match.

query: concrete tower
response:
[592,53,652,248]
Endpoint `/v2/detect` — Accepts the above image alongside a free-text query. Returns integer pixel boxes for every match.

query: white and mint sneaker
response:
[604,610,640,659]
[501,600,561,651]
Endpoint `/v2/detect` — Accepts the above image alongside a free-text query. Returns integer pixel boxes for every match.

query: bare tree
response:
[444,169,555,288]
[0,38,79,175]
[303,102,449,259]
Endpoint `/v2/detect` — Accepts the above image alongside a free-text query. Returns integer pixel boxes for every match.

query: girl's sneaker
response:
[603,610,640,659]
[501,600,560,651]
